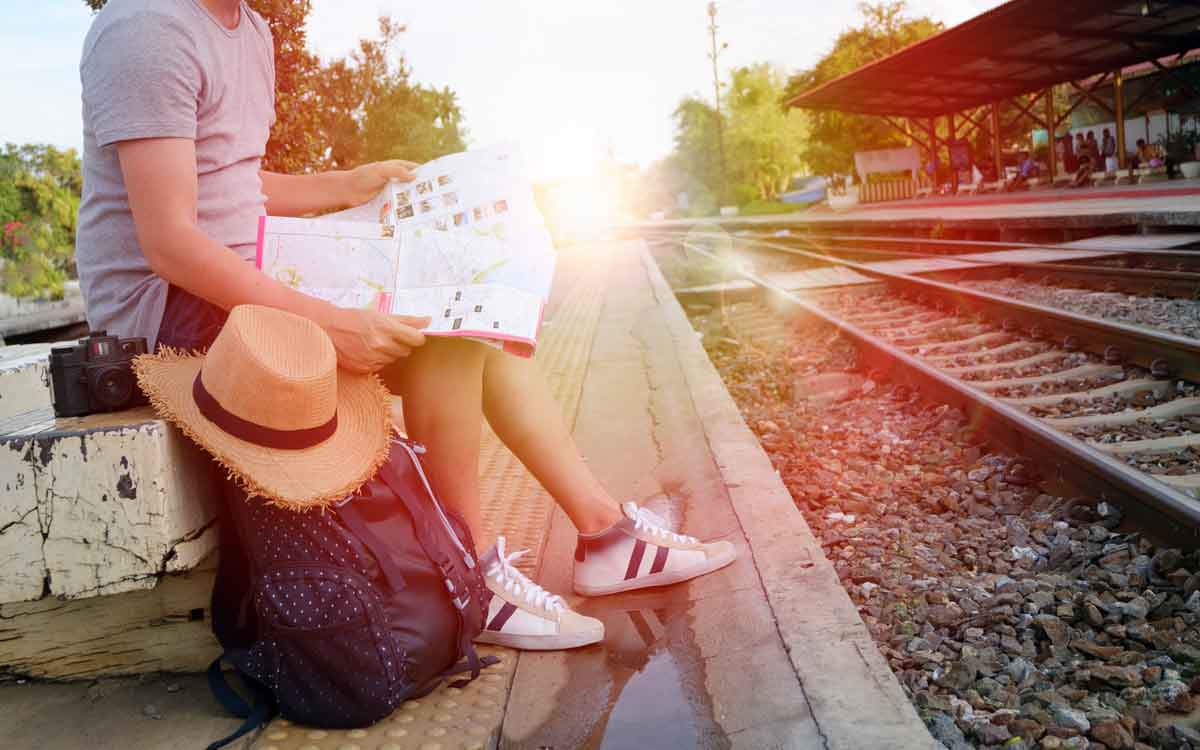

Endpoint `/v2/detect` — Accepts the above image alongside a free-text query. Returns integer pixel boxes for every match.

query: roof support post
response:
[927,118,939,186]
[1043,86,1057,181]
[1114,69,1127,169]
[990,102,1003,182]
[948,112,959,193]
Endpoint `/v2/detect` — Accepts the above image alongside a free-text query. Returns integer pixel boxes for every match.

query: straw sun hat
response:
[133,305,392,511]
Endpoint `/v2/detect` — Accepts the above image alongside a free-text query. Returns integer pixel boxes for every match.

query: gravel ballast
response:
[689,305,1200,750]
[960,279,1200,341]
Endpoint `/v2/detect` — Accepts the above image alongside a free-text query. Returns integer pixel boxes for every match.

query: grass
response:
[737,199,813,216]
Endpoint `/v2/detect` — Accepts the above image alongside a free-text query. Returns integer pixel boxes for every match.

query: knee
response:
[412,336,489,366]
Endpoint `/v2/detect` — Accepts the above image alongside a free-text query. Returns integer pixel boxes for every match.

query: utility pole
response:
[707,2,728,205]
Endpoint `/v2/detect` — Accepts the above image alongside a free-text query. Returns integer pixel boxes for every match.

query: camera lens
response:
[93,367,135,409]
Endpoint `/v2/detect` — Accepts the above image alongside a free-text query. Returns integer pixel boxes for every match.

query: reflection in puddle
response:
[602,647,694,748]
[527,599,729,749]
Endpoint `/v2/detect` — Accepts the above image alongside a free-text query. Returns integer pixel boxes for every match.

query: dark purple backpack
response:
[205,437,493,749]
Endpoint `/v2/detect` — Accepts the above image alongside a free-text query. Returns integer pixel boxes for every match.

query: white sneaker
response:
[474,537,604,651]
[573,502,737,597]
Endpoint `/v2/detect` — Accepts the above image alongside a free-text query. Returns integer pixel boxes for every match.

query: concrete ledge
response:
[642,242,939,748]
[0,405,219,603]
[0,557,218,679]
[0,344,52,421]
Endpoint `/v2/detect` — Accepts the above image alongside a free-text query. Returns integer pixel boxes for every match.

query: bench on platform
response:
[1137,165,1169,184]
[0,344,221,678]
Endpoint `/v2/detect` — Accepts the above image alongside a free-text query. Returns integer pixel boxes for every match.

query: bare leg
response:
[383,339,622,554]
[382,338,489,548]
[481,346,622,542]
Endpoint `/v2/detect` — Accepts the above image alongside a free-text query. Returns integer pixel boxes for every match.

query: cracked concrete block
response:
[1,405,219,604]
[0,344,52,422]
[0,436,44,602]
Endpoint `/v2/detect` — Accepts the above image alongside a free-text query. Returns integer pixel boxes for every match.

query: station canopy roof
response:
[786,0,1200,119]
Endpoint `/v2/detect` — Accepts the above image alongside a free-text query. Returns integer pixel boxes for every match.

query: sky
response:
[1,0,1006,182]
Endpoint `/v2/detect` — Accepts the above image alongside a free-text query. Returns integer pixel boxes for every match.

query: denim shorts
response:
[155,285,228,352]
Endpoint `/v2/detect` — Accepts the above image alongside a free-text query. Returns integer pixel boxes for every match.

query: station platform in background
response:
[641,178,1200,234]
[0,241,936,749]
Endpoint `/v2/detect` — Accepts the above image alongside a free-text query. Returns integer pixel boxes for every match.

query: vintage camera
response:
[49,331,150,418]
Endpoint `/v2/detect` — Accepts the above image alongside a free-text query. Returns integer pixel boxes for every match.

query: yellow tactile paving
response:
[253,646,511,750]
[251,248,612,750]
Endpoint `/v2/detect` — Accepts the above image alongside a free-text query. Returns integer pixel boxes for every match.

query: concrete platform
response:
[640,179,1200,233]
[0,242,934,749]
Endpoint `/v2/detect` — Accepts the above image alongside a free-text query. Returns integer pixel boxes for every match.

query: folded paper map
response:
[255,144,556,357]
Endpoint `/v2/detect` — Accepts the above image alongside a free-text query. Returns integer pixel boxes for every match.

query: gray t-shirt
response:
[76,0,276,349]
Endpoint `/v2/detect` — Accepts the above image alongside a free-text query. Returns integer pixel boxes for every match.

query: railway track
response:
[647,231,1200,544]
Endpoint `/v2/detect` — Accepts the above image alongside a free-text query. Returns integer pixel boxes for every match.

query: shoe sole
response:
[474,627,604,651]
[573,546,737,597]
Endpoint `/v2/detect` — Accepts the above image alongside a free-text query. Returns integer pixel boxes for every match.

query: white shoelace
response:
[624,502,698,545]
[487,537,565,613]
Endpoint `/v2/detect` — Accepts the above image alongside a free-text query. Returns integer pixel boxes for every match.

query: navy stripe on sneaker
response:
[628,609,656,647]
[487,602,518,631]
[624,539,647,580]
[649,545,669,574]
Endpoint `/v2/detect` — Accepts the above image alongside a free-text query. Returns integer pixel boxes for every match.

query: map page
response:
[255,217,398,312]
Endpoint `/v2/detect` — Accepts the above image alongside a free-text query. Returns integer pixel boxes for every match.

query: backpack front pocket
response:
[246,563,406,728]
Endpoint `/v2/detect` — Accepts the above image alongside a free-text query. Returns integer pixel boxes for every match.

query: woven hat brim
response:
[133,349,392,511]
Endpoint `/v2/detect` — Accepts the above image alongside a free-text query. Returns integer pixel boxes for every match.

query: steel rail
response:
[782,236,1200,300]
[646,228,1200,298]
[661,235,1200,543]
[635,227,1200,263]
[754,232,1200,265]
[663,231,1200,383]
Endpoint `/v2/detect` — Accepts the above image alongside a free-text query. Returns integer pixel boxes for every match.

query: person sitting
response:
[1005,151,1039,191]
[1131,139,1158,170]
[1084,131,1103,171]
[1062,134,1078,173]
[1070,152,1095,188]
[77,0,737,653]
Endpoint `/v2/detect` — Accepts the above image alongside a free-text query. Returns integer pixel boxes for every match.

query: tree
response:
[0,145,81,298]
[658,96,725,214]
[726,64,808,202]
[650,63,807,215]
[345,18,467,166]
[784,1,943,176]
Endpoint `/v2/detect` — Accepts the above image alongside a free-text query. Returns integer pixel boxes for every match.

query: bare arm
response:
[118,137,427,372]
[259,160,419,217]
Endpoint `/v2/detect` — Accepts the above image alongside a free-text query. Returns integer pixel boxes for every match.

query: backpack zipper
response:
[396,439,476,570]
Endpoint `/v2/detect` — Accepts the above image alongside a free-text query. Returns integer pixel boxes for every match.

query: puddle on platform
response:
[526,597,730,749]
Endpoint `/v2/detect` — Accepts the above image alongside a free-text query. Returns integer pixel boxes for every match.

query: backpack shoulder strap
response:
[205,652,276,750]
[336,502,407,593]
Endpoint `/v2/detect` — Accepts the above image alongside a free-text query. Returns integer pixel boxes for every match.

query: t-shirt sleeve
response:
[81,11,203,148]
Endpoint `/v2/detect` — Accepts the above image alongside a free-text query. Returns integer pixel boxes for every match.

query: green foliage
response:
[738,199,806,216]
[649,63,806,216]
[784,1,942,176]
[81,1,465,173]
[0,144,81,299]
[1158,124,1200,162]
[347,18,467,166]
[726,64,808,202]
